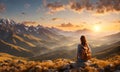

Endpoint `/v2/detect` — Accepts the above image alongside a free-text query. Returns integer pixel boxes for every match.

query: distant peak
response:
[0,18,16,25]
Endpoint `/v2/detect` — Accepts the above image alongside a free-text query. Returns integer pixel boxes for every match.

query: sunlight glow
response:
[93,25,101,32]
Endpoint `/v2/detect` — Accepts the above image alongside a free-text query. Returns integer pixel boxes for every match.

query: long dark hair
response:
[80,35,87,46]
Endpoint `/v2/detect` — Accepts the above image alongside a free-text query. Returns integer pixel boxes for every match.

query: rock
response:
[59,64,71,72]
[4,60,11,63]
[0,63,8,67]
[116,65,120,70]
[29,65,42,72]
[9,66,19,72]
[114,70,120,72]
[104,64,114,72]
[90,64,99,68]
[45,69,58,72]
[77,62,86,68]
[70,67,84,72]
[97,68,104,72]
[17,60,25,64]
[70,63,77,68]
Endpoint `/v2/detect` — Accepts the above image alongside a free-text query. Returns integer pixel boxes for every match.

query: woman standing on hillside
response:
[77,35,92,67]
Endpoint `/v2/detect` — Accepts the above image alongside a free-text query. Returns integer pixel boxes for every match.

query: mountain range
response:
[0,18,120,61]
[0,18,67,57]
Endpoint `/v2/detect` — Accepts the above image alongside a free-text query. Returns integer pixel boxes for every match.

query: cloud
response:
[45,0,93,14]
[112,20,120,23]
[68,1,83,13]
[76,25,80,27]
[59,23,74,27]
[81,0,93,10]
[0,3,6,13]
[70,0,120,13]
[68,0,93,13]
[52,18,62,21]
[56,22,84,31]
[45,0,120,14]
[118,20,120,23]
[24,3,31,9]
[22,21,38,26]
[58,22,82,28]
[95,0,120,14]
[46,1,65,14]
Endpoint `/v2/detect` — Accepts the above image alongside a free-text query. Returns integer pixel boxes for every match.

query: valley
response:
[0,18,120,61]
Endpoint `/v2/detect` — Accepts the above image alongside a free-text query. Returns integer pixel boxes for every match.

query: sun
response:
[93,25,101,32]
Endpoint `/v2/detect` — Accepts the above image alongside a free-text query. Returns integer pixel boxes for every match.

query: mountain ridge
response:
[0,18,74,57]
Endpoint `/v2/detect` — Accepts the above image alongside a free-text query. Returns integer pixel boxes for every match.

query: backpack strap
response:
[77,44,85,54]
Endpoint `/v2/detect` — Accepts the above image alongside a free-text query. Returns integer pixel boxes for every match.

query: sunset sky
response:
[0,0,120,32]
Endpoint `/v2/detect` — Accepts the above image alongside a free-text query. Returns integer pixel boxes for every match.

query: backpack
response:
[78,45,91,61]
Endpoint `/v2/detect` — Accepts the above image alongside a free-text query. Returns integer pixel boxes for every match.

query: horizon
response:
[0,17,119,35]
[0,0,120,33]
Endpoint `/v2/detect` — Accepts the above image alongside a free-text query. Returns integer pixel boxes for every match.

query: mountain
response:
[0,18,120,72]
[75,28,92,34]
[93,41,120,58]
[30,47,76,61]
[53,28,93,38]
[0,18,119,62]
[0,18,63,40]
[0,18,73,57]
[0,18,16,25]
[31,41,120,61]
[103,32,120,39]
[0,40,33,57]
[101,32,120,44]
[0,18,52,56]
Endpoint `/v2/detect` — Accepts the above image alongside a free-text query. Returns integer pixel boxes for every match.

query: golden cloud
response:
[58,22,82,28]
[96,0,120,14]
[68,0,93,13]
[68,1,83,13]
[45,0,120,14]
[56,22,84,31]
[59,23,74,27]
[112,20,120,24]
[46,1,65,14]
[22,21,38,26]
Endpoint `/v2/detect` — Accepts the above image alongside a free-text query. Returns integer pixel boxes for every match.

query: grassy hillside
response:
[0,40,33,57]
[93,41,120,59]
[0,52,120,72]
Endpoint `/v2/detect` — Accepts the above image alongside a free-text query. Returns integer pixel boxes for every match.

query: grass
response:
[0,52,119,72]
[13,34,36,47]
[23,34,41,42]
[0,40,31,52]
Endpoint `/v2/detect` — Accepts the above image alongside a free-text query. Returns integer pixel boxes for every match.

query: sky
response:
[0,0,120,32]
